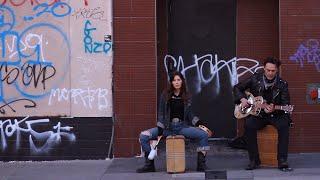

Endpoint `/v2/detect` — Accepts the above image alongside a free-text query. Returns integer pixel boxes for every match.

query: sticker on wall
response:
[306,83,320,104]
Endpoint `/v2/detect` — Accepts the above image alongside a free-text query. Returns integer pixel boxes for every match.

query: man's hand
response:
[240,98,250,108]
[264,103,275,113]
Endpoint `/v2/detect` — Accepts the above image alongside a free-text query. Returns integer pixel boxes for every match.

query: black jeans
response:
[244,114,290,162]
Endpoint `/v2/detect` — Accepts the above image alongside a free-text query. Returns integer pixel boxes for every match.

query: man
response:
[233,57,293,171]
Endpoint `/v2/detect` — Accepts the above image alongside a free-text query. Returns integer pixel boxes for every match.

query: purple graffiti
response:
[289,39,320,72]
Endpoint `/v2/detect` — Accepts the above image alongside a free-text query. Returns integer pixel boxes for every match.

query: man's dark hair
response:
[263,57,281,68]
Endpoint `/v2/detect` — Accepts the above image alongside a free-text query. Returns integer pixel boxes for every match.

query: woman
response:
[136,71,210,173]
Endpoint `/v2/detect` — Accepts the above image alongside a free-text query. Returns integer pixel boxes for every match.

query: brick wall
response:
[280,0,320,152]
[113,0,157,157]
[236,0,279,136]
[113,0,320,157]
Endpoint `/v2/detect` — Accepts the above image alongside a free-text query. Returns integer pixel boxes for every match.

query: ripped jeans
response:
[139,121,210,153]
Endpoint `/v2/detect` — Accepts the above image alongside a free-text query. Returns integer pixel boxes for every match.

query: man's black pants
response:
[244,114,290,162]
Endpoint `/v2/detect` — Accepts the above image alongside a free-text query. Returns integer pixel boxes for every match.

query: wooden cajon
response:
[166,135,185,173]
[257,125,278,167]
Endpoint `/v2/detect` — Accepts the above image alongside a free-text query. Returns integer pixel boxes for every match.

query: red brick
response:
[113,42,156,66]
[113,0,131,17]
[114,18,155,42]
[132,0,155,17]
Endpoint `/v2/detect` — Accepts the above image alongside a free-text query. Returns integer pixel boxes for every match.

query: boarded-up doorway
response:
[158,0,237,138]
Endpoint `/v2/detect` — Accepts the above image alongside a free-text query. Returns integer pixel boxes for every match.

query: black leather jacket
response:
[233,72,291,120]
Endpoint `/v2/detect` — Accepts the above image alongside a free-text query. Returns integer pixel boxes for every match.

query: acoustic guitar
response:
[234,92,294,119]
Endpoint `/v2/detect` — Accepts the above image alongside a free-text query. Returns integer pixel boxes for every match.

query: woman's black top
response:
[169,93,184,121]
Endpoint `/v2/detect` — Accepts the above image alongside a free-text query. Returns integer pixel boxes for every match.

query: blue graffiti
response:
[0,5,70,105]
[83,20,112,54]
[0,5,15,31]
[290,39,320,72]
[15,23,70,99]
[23,2,72,21]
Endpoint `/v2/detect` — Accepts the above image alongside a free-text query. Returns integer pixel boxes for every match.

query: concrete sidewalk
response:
[104,153,320,180]
[0,153,320,180]
[1,142,319,180]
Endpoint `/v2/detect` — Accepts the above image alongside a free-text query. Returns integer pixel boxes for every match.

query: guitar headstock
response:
[281,105,294,113]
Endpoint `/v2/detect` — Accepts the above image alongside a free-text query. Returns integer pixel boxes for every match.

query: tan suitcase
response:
[166,135,185,173]
[257,125,278,167]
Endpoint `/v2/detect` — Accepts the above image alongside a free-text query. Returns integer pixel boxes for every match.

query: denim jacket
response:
[156,92,200,129]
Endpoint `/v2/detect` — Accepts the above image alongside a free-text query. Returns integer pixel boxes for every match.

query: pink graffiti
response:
[0,0,60,6]
[0,0,88,6]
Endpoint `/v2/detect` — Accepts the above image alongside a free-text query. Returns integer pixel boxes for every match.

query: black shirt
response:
[261,86,274,117]
[169,94,184,121]
[263,86,273,104]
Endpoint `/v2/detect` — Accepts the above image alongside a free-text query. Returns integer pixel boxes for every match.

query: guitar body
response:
[234,94,264,119]
[234,92,294,119]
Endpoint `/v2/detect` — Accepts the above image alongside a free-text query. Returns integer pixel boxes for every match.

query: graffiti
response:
[0,116,76,154]
[48,88,109,111]
[1,0,89,7]
[3,32,50,63]
[72,7,106,21]
[164,54,262,94]
[0,5,16,31]
[0,1,113,117]
[0,98,36,114]
[24,2,72,21]
[290,39,320,72]
[0,62,56,89]
[0,5,70,112]
[83,20,112,54]
[1,0,60,6]
[76,56,100,86]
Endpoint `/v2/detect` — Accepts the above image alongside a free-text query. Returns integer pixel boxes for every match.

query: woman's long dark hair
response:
[166,71,189,103]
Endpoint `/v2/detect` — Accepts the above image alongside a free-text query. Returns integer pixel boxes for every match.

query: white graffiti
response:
[164,54,263,94]
[76,56,100,86]
[48,88,109,111]
[0,116,75,154]
[1,33,48,62]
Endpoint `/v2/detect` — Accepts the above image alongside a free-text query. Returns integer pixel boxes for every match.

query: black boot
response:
[136,152,155,173]
[245,159,261,170]
[246,152,261,170]
[197,152,208,172]
[278,159,293,172]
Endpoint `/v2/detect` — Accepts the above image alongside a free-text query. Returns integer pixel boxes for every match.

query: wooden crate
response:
[257,125,278,167]
[166,135,185,173]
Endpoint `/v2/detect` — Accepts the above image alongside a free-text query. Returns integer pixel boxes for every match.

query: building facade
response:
[0,0,319,159]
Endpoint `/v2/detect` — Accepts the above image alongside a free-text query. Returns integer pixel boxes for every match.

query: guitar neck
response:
[256,103,293,113]
[274,105,284,110]
[258,104,284,110]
